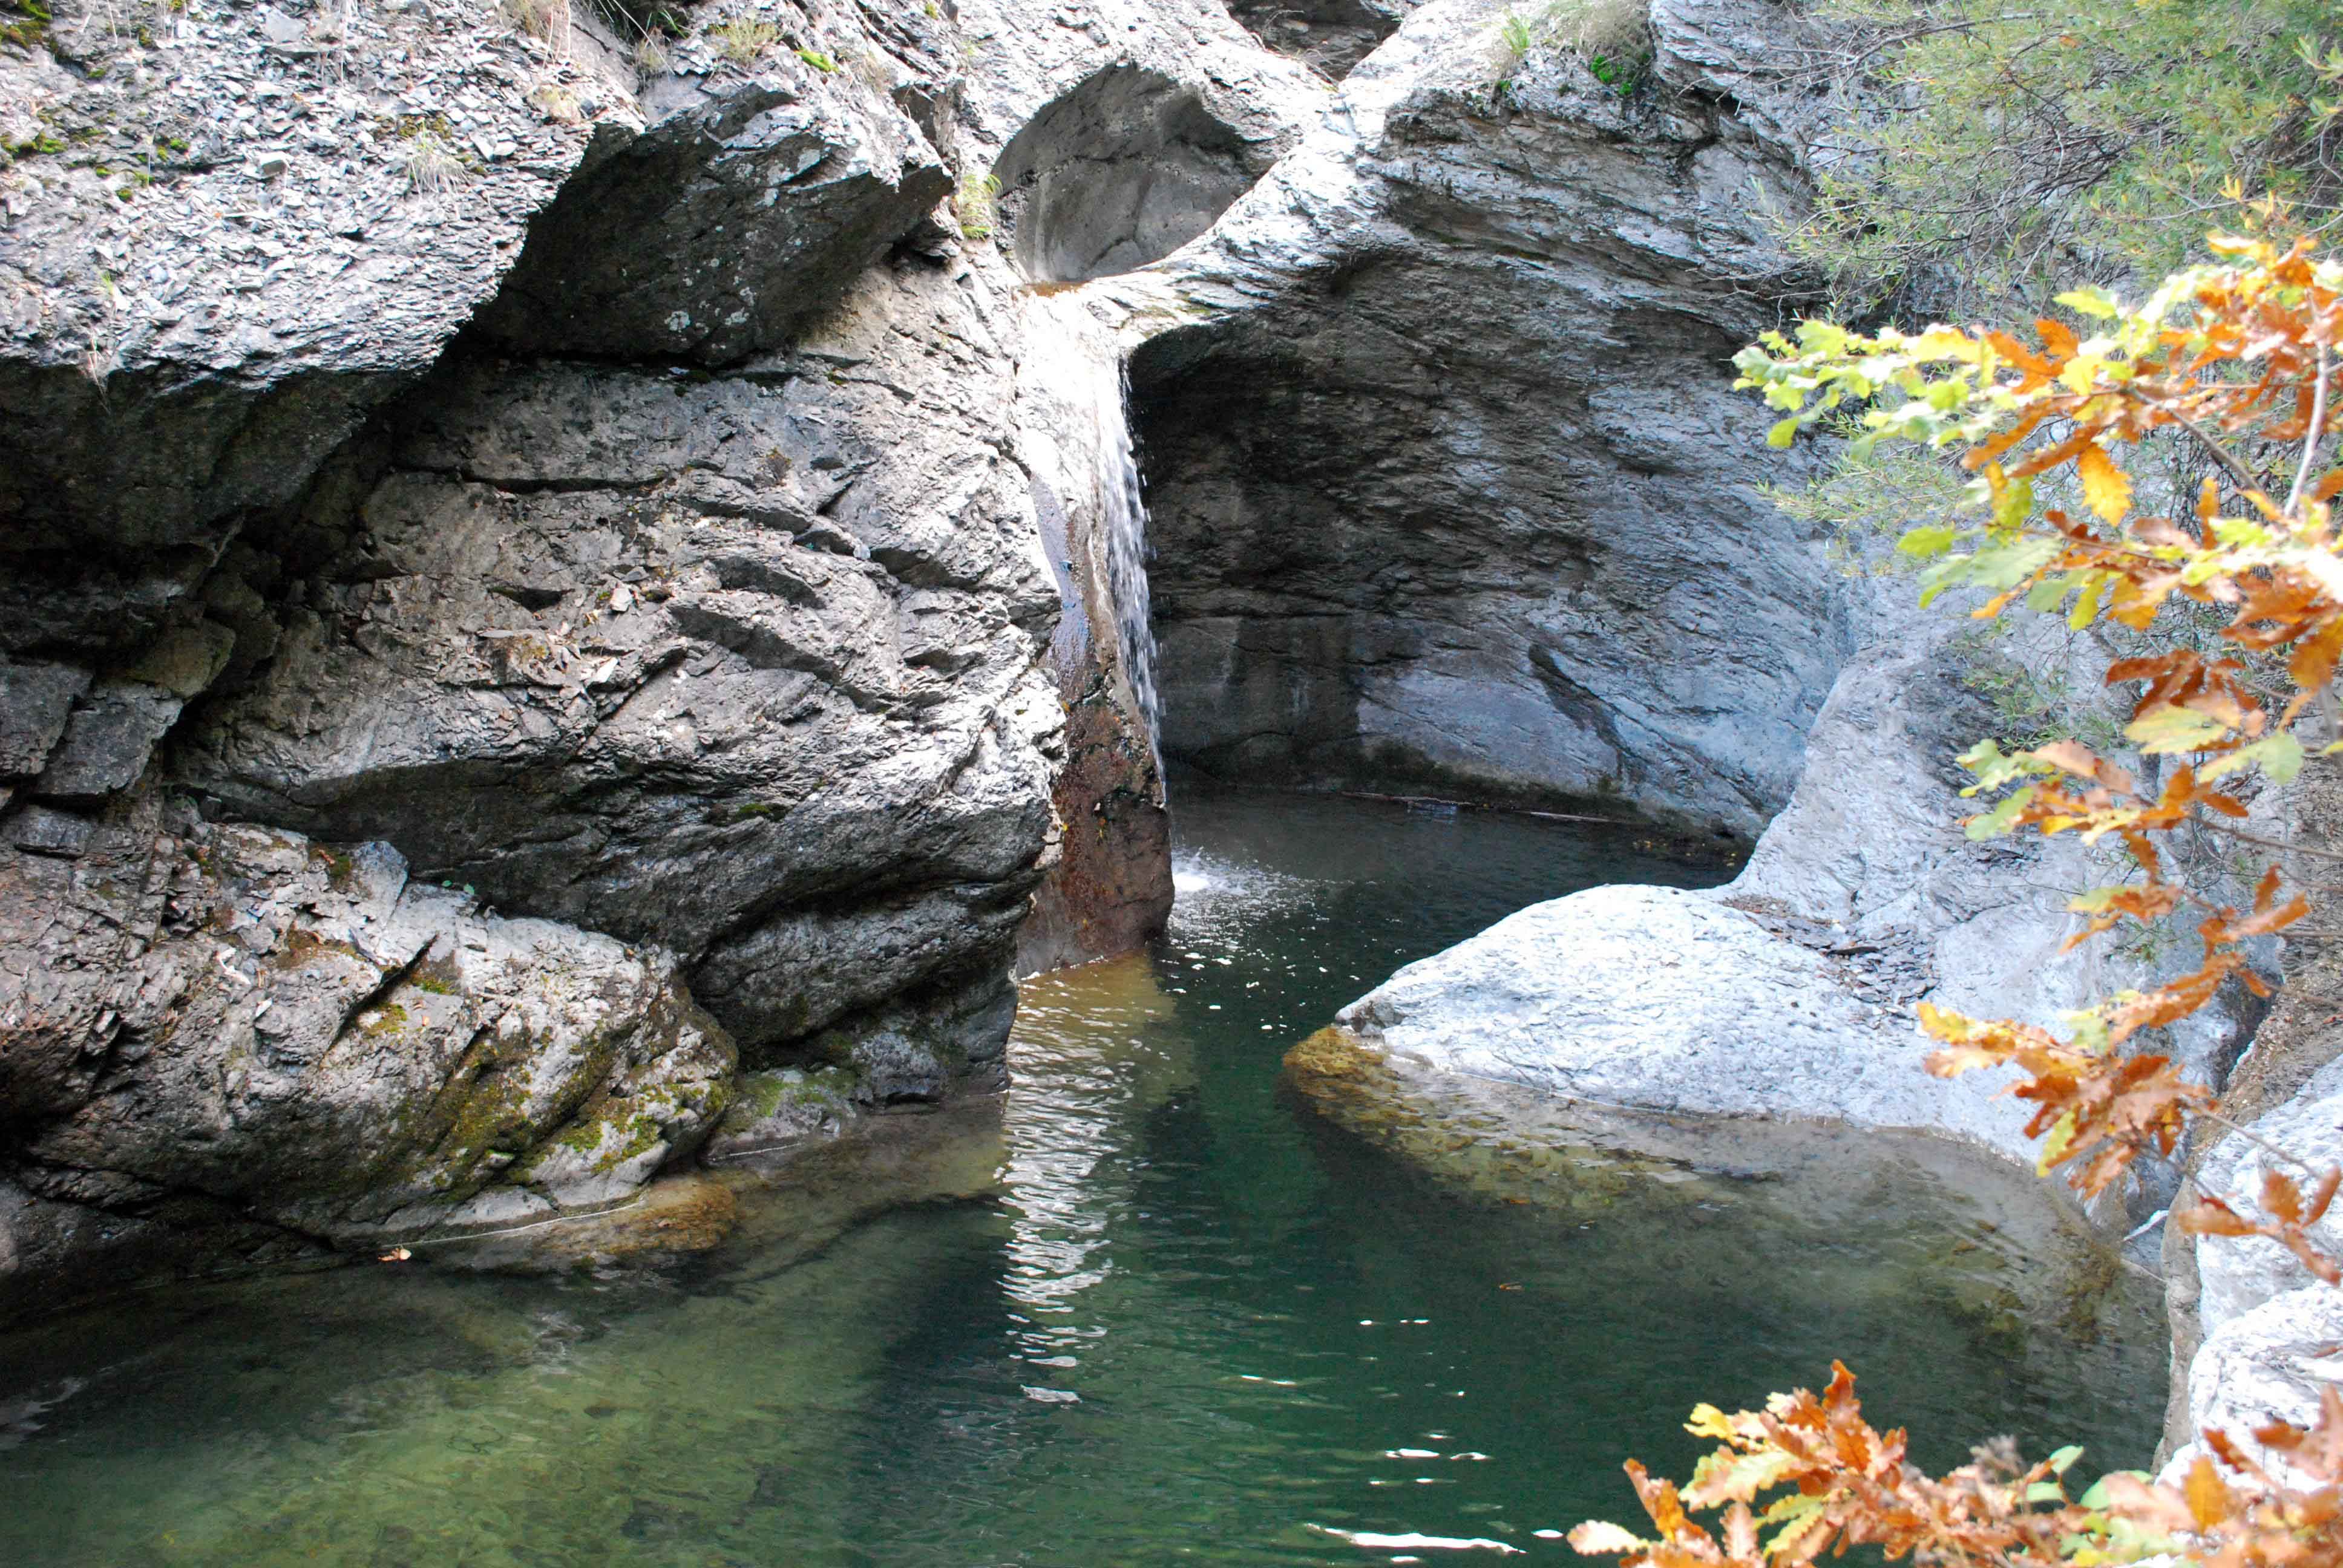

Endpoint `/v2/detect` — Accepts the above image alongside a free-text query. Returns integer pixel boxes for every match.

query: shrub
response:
[499,0,566,44]
[1575,233,2343,1568]
[954,170,1000,240]
[398,129,465,194]
[1490,0,1648,93]
[708,15,779,64]
[1785,1,2343,318]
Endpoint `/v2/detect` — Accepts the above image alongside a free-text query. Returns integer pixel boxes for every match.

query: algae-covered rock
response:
[0,790,735,1317]
[705,1065,862,1158]
[1283,1020,2145,1360]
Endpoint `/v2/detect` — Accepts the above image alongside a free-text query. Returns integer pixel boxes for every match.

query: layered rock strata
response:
[0,0,1316,1309]
[1127,0,1850,840]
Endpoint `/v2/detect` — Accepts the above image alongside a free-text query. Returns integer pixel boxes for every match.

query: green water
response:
[0,788,2166,1567]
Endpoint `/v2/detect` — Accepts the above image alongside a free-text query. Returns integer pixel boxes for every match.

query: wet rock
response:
[0,793,735,1315]
[704,1066,860,1157]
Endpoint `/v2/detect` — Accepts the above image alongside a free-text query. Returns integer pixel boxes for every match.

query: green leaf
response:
[2056,287,2120,319]
[2200,732,2305,784]
[1991,473,2037,534]
[1957,738,2046,792]
[1965,784,2037,840]
[2077,1471,2149,1511]
[2025,573,2076,614]
[1687,1444,1800,1505]
[1768,416,1801,448]
[2048,1445,2085,1475]
[2036,1108,2078,1175]
[1897,524,1959,559]
[1758,1494,1829,1558]
[1917,554,1973,608]
[1968,535,2060,591]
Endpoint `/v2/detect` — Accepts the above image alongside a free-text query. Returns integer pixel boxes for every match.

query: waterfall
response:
[1019,294,1162,756]
[1097,361,1161,750]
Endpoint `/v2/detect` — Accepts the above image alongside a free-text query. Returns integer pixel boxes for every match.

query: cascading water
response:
[1019,292,1163,756]
[1098,359,1162,750]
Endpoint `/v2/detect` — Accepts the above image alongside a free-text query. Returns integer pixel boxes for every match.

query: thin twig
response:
[2289,341,2333,518]
[2200,824,2343,866]
[2134,393,2268,495]
[2198,1109,2329,1177]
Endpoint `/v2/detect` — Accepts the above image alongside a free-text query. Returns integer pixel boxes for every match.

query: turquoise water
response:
[0,788,2165,1566]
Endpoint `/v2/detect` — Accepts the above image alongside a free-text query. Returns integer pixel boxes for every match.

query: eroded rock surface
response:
[0,790,732,1319]
[1127,0,1847,838]
[0,0,1312,1308]
[1329,882,2036,1161]
[176,263,1067,1075]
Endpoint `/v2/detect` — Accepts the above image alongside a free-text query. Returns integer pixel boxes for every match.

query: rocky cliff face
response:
[1124,0,1849,840]
[0,0,1320,1313]
[6,0,2240,1421]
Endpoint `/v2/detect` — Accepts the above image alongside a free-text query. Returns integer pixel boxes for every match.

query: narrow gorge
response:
[2,0,2336,1562]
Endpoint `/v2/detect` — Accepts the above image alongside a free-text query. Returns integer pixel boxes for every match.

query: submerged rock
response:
[1283,1018,2151,1376]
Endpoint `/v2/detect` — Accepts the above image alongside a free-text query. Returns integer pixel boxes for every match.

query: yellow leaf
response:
[2124,704,2231,754]
[2184,1457,2228,1530]
[2037,1110,2079,1175]
[2068,573,2107,629]
[2077,444,2132,523]
[1568,1522,1651,1556]
[1685,1403,1737,1440]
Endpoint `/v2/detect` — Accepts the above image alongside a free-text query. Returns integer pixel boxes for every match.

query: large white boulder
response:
[1335,882,2035,1163]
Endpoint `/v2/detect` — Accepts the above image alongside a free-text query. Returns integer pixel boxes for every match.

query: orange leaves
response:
[1571,1367,2088,1568]
[1578,1368,2343,1568]
[1915,846,2305,1201]
[2077,445,2133,523]
[1920,1003,2213,1197]
[2180,1167,2343,1289]
[1638,232,2343,1568]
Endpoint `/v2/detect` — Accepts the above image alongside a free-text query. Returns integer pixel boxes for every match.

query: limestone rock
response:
[470,5,957,361]
[0,659,90,777]
[0,792,733,1314]
[1224,0,1420,79]
[2164,1283,2343,1487]
[1333,882,2034,1160]
[1128,0,1846,837]
[0,0,615,555]
[173,258,1066,1065]
[31,681,183,802]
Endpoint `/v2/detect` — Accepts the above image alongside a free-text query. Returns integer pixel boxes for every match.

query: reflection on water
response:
[0,786,2165,1567]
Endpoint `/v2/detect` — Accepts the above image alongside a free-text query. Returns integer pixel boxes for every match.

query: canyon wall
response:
[2,0,2139,1340]
[0,0,1322,1312]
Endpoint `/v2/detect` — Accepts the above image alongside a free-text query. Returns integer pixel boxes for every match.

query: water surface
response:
[0,787,2166,1566]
